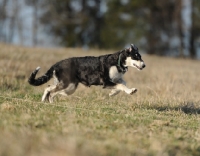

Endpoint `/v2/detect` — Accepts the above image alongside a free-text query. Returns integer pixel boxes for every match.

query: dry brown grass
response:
[0,43,200,156]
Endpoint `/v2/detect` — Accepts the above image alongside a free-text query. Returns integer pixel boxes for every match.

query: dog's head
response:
[124,44,146,70]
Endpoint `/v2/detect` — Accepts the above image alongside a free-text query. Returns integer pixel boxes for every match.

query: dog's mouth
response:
[133,64,143,70]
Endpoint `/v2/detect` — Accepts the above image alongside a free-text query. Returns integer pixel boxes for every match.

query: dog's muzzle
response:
[133,61,146,70]
[140,61,146,70]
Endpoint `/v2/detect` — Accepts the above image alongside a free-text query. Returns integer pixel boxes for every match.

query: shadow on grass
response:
[180,102,200,115]
[149,102,200,115]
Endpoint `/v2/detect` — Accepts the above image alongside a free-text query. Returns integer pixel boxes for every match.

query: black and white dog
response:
[28,44,145,103]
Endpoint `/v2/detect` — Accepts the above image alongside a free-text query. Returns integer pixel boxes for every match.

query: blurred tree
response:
[190,0,200,58]
[24,0,200,58]
[8,0,21,43]
[100,0,150,49]
[175,0,184,57]
[0,0,24,44]
[39,0,103,47]
[190,0,195,58]
[102,0,185,55]
[25,0,40,46]
[0,0,8,42]
[138,0,184,56]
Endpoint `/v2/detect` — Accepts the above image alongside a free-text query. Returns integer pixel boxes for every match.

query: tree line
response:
[0,0,200,58]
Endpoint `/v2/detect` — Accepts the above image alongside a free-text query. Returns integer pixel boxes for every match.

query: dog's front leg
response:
[109,89,121,96]
[109,79,137,96]
[114,84,137,95]
[116,80,137,95]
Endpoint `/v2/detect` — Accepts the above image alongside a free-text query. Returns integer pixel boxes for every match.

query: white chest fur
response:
[109,66,123,82]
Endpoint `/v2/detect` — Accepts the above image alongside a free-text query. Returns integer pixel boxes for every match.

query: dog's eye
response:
[134,54,140,59]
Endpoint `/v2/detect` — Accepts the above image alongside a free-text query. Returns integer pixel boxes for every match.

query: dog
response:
[28,44,145,103]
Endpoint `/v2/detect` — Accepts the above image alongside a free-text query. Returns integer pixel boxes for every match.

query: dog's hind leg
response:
[42,85,57,102]
[47,83,78,103]
[48,84,65,103]
[41,70,60,102]
[41,82,65,103]
[59,83,77,96]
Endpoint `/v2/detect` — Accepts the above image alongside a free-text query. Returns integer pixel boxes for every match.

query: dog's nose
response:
[142,64,146,68]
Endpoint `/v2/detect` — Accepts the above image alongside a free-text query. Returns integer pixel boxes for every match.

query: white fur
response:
[42,83,77,103]
[41,70,77,103]
[53,70,59,85]
[109,66,123,83]
[61,83,76,95]
[50,83,76,103]
[36,66,40,71]
[114,84,137,95]
[108,66,137,96]
[42,85,56,102]
[125,57,145,70]
[109,82,137,96]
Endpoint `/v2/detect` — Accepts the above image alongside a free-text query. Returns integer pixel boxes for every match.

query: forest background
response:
[1,0,200,58]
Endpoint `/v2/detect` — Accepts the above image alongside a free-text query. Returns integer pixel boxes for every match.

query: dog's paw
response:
[129,88,137,95]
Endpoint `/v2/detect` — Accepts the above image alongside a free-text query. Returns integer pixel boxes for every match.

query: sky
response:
[0,0,56,47]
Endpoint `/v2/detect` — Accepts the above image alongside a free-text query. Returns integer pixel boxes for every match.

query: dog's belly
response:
[79,73,103,86]
[80,75,103,86]
[74,57,105,86]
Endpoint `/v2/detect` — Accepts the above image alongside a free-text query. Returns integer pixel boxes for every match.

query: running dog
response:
[28,44,146,103]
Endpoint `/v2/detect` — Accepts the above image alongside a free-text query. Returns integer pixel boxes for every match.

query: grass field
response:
[0,43,200,156]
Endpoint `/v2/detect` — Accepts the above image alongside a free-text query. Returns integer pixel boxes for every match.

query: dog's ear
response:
[131,44,134,48]
[127,44,137,54]
[130,44,138,52]
[128,47,132,52]
[128,44,133,52]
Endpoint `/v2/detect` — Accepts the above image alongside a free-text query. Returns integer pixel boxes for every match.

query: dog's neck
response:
[117,53,122,67]
[117,52,128,74]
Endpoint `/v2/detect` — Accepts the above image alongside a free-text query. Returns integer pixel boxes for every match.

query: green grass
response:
[0,44,199,156]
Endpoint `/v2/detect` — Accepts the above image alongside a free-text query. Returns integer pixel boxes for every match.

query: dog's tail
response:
[28,66,54,86]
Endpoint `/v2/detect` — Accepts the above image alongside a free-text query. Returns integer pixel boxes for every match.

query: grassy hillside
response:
[0,43,199,156]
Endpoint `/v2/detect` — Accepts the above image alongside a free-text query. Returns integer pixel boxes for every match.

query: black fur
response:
[28,67,54,86]
[28,45,142,88]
